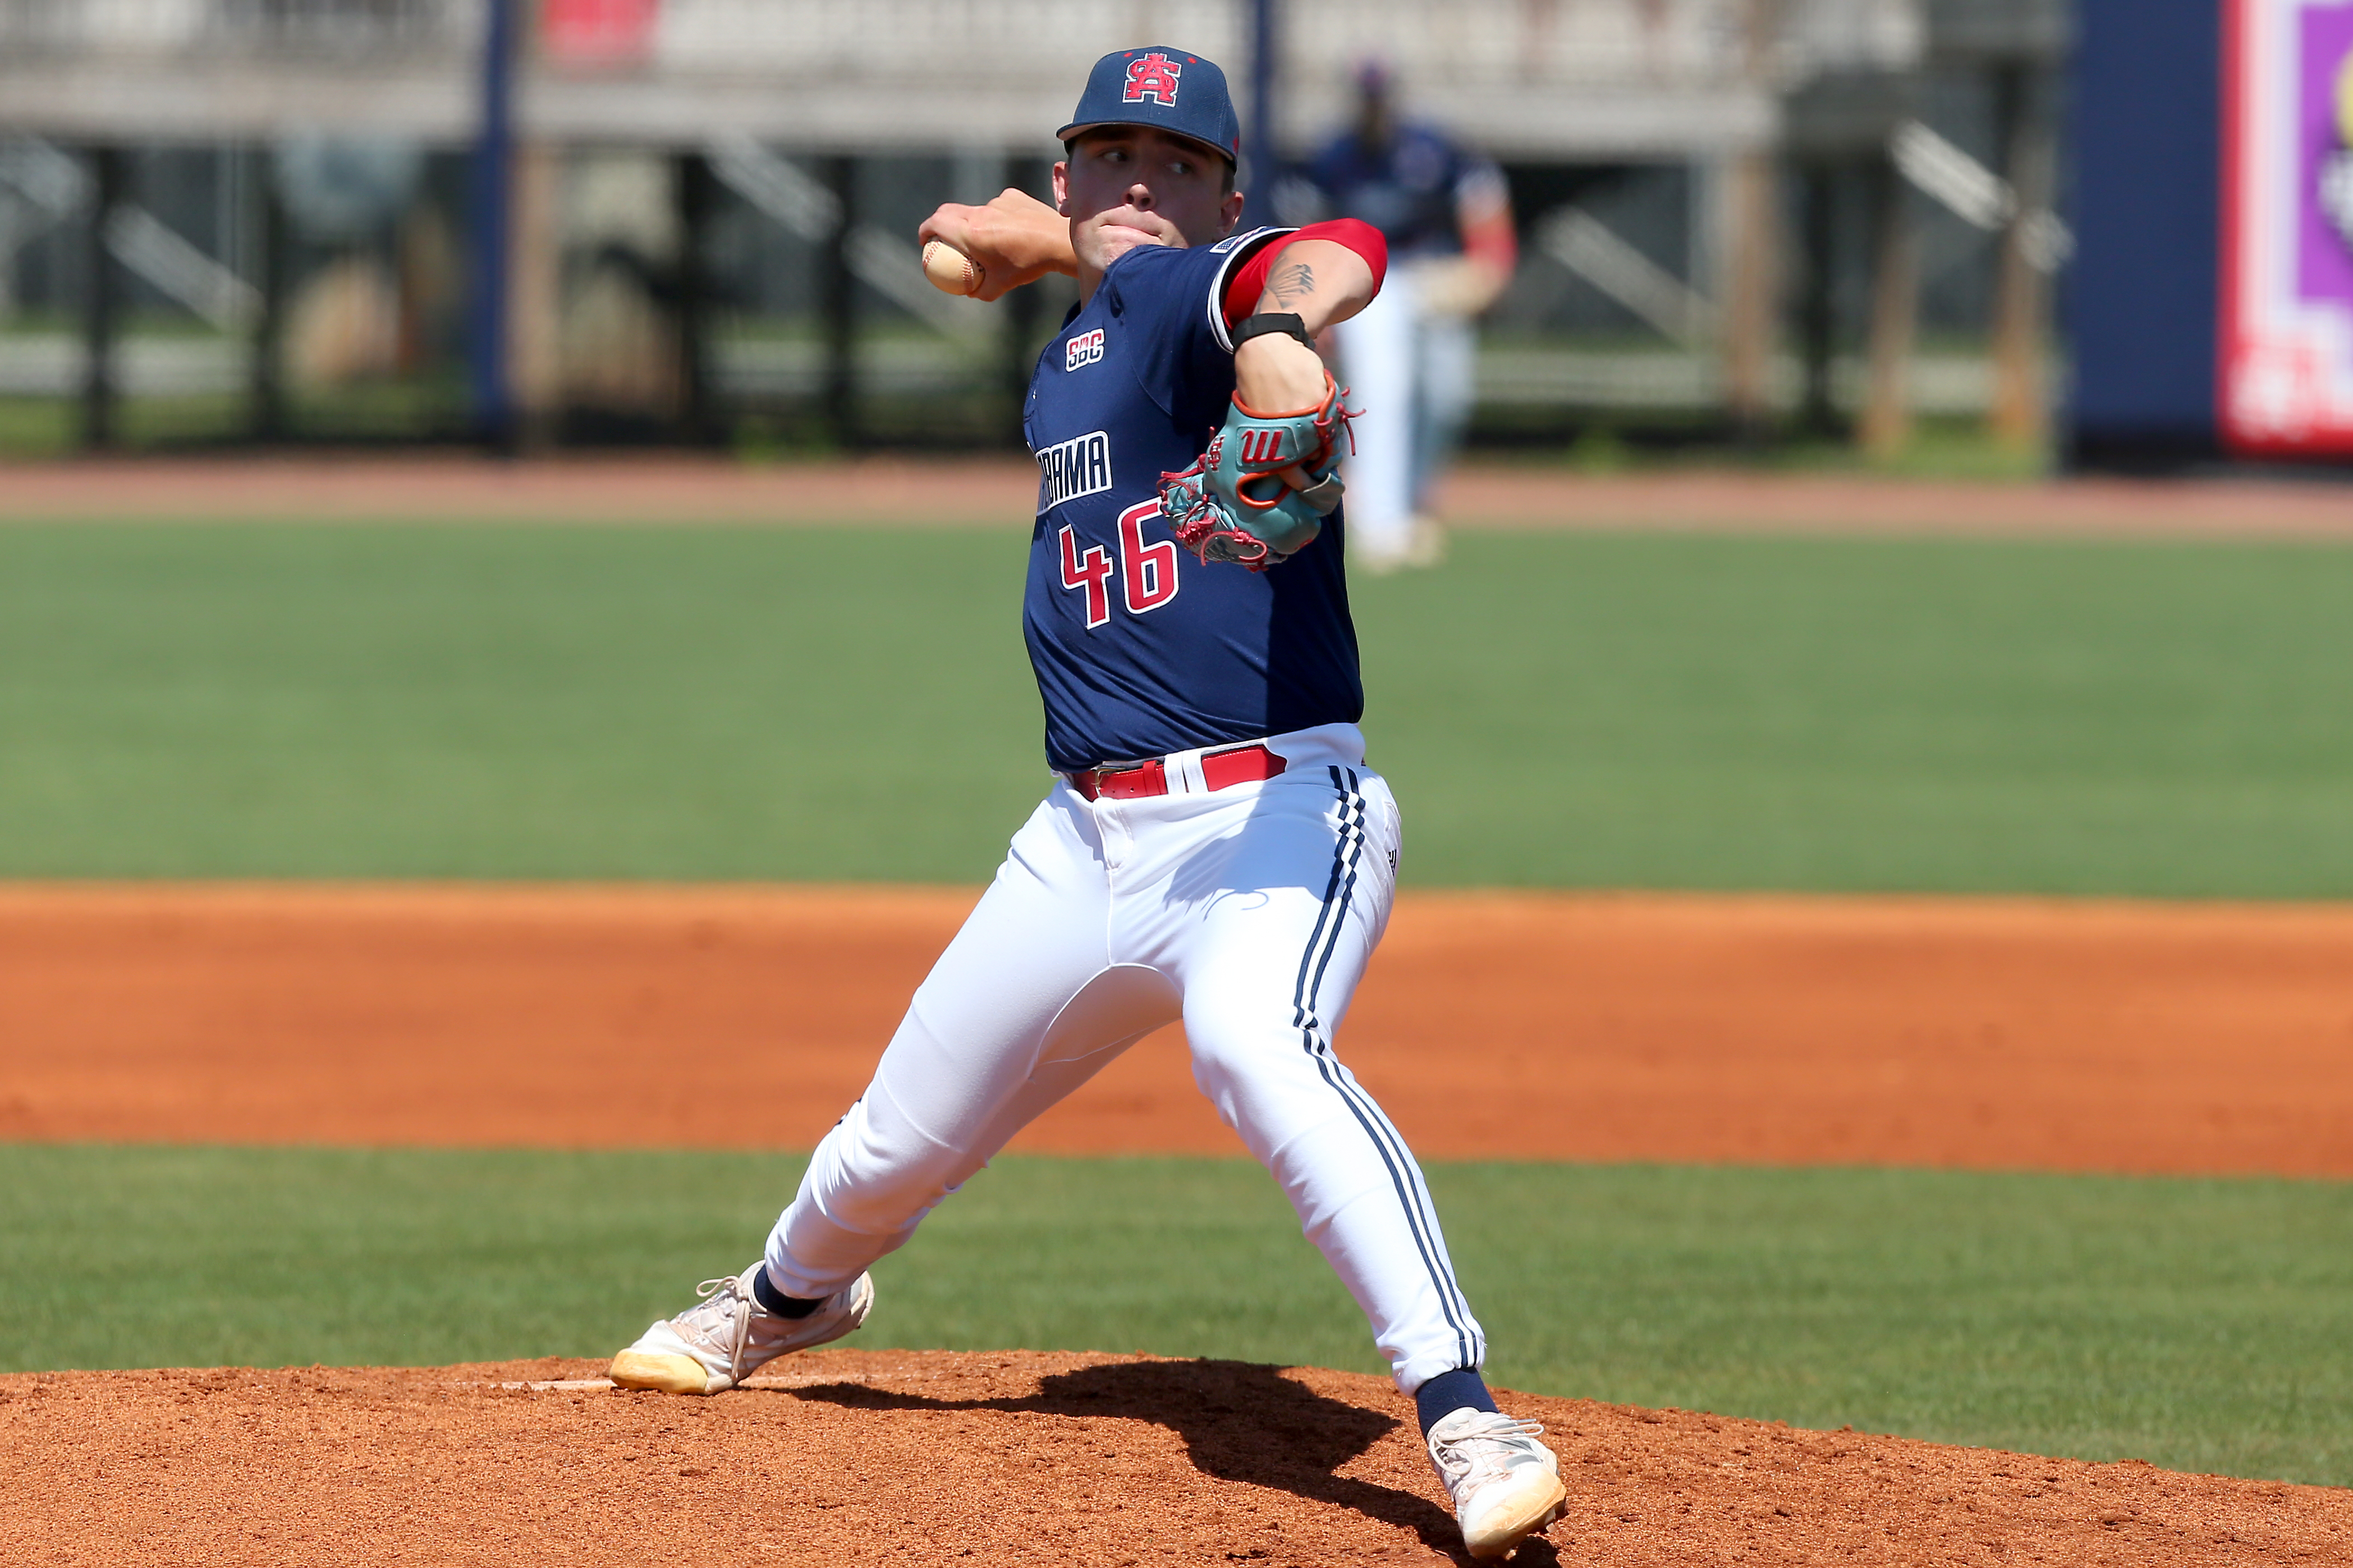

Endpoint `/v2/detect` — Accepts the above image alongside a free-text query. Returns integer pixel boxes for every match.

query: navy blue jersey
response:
[1021,228,1365,772]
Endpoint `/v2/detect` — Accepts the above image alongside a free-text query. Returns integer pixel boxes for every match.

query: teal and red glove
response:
[1158,373,1353,570]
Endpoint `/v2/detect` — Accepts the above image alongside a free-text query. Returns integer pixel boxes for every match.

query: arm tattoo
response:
[1264,261,1315,308]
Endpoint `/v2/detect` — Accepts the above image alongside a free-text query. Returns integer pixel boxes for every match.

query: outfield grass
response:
[3,1145,2346,1487]
[2,525,2352,893]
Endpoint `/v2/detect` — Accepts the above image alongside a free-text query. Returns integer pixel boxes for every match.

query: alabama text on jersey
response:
[1035,429,1113,514]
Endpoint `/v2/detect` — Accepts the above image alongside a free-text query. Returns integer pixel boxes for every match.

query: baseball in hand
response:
[922,239,985,297]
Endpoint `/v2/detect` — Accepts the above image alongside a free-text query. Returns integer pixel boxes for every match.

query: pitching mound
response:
[6,1351,2345,1566]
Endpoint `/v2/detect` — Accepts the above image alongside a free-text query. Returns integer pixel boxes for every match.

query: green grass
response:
[3,525,2352,892]
[1356,532,2353,894]
[1516,415,2053,482]
[0,525,1047,882]
[2,1146,2347,1487]
[0,380,468,457]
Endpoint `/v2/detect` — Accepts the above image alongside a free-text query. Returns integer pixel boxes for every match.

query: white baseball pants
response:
[1337,267,1423,558]
[762,723,1487,1393]
[1335,263,1480,558]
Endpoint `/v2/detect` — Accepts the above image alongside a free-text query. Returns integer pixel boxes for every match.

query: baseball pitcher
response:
[609,47,1566,1560]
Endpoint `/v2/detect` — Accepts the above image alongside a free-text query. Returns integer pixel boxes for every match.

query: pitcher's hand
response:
[918,189,1077,302]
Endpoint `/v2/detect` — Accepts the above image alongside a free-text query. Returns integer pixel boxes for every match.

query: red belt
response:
[1069,742,1287,802]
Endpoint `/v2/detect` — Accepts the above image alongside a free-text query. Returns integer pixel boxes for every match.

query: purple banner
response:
[2296,6,2353,309]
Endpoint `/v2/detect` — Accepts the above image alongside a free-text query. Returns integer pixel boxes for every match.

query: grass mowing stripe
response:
[4,525,2353,892]
[3,1146,2346,1486]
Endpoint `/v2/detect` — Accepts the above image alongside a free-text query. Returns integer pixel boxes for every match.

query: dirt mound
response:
[4,1350,2343,1566]
[6,884,2353,1174]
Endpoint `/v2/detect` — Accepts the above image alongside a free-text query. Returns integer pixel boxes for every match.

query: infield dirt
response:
[10,454,2353,540]
[8,882,2353,1562]
[5,883,2351,1174]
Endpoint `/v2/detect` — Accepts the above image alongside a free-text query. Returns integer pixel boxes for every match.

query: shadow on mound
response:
[789,1358,1555,1564]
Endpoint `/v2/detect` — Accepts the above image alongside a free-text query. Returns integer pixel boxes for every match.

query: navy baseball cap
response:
[1057,47,1242,168]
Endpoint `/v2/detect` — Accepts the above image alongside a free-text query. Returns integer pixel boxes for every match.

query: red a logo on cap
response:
[1123,51,1182,106]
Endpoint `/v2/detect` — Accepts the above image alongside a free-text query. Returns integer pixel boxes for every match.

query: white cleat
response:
[1426,1406,1569,1560]
[609,1263,873,1395]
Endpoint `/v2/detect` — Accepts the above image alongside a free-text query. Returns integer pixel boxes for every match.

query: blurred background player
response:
[1283,60,1517,573]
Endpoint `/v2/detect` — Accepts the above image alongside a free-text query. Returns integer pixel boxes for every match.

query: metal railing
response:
[0,0,467,56]
[0,0,1920,75]
[645,0,1919,89]
[0,0,1923,128]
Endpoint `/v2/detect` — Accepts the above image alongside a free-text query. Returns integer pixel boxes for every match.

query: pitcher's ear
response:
[1218,187,1245,238]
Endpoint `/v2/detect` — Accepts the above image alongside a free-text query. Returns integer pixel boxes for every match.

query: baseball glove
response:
[1157,373,1354,570]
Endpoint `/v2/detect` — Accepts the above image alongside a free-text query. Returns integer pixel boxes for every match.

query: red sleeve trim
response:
[1219,219,1389,329]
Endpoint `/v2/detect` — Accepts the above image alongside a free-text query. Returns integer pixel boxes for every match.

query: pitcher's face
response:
[1057,127,1243,273]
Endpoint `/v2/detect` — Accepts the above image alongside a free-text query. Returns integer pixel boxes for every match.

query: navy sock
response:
[1414,1367,1501,1437]
[750,1267,824,1319]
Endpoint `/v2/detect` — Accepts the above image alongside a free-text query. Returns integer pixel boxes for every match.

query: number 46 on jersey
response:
[1059,502,1179,630]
